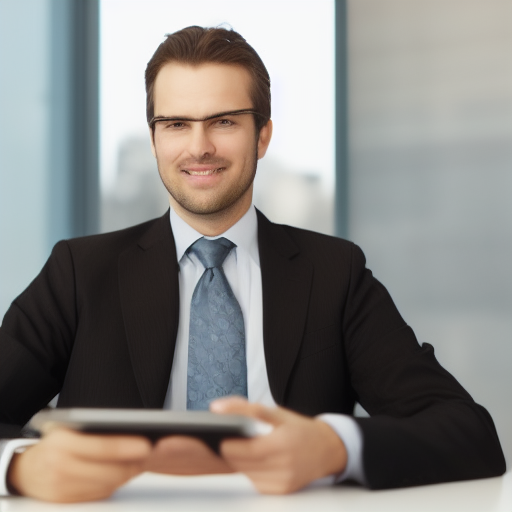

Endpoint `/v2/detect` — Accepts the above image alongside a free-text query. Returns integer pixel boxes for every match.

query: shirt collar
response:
[170,205,260,266]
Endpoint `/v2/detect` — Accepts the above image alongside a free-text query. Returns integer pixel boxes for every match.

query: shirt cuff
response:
[0,439,39,496]
[316,413,367,486]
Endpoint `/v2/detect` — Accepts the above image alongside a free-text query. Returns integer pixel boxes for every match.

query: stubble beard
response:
[156,147,258,217]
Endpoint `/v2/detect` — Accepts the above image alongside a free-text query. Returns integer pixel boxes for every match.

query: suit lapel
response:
[118,212,179,408]
[257,210,313,405]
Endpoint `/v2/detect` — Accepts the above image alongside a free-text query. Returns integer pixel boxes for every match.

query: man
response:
[0,26,505,503]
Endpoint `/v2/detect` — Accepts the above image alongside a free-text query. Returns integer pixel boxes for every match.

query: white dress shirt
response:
[165,205,365,485]
[165,205,274,409]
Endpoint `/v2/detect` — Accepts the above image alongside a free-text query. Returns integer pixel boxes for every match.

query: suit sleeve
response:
[0,241,76,437]
[343,243,506,489]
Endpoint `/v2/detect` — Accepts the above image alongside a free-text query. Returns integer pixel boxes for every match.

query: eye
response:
[216,118,235,127]
[154,119,189,130]
[166,121,186,129]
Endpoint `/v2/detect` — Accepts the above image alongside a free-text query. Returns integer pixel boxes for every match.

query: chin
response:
[170,188,252,218]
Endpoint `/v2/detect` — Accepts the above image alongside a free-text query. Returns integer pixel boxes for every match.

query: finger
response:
[220,437,271,465]
[9,442,145,503]
[210,397,289,426]
[220,422,299,462]
[145,436,234,475]
[153,435,220,459]
[64,458,143,485]
[44,428,152,462]
[44,460,143,503]
[42,456,142,489]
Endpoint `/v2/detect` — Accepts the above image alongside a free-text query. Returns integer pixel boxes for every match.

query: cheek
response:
[214,134,255,162]
[154,139,183,166]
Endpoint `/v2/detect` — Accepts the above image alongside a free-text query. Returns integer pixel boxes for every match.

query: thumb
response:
[210,397,289,427]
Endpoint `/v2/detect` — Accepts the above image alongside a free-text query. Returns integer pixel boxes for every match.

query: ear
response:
[257,119,273,159]
[149,127,157,158]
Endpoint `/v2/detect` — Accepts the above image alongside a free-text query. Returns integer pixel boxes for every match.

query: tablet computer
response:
[29,408,272,452]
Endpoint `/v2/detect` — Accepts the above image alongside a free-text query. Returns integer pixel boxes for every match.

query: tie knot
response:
[188,237,235,269]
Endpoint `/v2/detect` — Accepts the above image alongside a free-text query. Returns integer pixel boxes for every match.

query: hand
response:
[143,435,235,475]
[210,397,348,494]
[7,428,151,503]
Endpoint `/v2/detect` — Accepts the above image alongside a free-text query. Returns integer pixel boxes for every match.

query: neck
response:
[169,196,252,237]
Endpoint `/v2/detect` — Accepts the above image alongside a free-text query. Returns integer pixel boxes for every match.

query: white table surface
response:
[1,471,510,512]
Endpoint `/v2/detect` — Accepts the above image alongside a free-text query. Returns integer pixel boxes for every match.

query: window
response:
[100,0,335,234]
[348,0,512,459]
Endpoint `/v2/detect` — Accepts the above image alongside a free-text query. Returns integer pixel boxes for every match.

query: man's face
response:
[150,62,272,222]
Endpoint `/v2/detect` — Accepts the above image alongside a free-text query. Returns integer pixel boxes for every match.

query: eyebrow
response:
[149,108,266,128]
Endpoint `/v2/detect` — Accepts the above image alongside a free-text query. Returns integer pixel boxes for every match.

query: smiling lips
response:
[181,165,226,176]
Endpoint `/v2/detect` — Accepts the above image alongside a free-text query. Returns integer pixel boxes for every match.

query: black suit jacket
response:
[0,210,506,488]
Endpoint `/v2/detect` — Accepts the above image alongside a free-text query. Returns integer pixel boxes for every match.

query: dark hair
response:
[145,26,271,132]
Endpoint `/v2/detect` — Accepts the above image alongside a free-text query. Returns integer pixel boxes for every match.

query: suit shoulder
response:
[256,208,366,267]
[281,223,351,245]
[276,222,363,259]
[53,213,170,264]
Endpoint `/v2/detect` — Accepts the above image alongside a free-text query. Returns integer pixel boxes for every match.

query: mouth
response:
[182,167,225,176]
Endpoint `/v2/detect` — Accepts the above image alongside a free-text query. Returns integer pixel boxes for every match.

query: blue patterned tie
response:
[187,237,247,410]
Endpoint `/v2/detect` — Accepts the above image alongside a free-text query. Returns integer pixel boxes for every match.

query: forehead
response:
[153,62,253,117]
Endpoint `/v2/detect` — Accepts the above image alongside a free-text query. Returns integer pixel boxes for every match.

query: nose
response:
[187,122,216,159]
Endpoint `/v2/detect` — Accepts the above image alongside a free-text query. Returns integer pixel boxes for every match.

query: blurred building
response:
[101,137,168,232]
